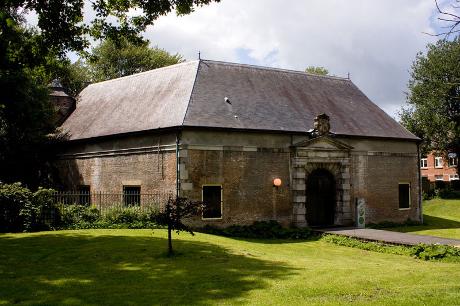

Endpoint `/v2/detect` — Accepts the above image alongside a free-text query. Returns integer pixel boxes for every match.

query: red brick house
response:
[420,152,458,182]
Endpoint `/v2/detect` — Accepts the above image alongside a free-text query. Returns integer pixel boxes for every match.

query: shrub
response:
[410,244,460,261]
[0,183,32,232]
[436,187,460,199]
[30,187,59,231]
[435,180,446,190]
[321,234,460,262]
[200,220,312,239]
[451,180,460,191]
[58,205,161,229]
[60,205,101,228]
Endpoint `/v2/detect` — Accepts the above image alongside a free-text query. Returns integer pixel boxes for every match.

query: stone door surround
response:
[291,136,352,227]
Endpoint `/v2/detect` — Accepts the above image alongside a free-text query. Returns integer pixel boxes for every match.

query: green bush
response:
[0,183,32,232]
[60,205,101,227]
[321,234,460,262]
[436,187,460,199]
[0,183,58,232]
[58,205,161,229]
[200,220,312,239]
[410,244,460,261]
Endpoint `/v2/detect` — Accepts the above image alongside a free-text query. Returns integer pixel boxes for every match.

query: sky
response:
[26,0,452,118]
[140,0,447,118]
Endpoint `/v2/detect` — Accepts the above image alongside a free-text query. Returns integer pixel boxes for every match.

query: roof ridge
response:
[181,60,201,125]
[200,58,350,81]
[85,60,200,88]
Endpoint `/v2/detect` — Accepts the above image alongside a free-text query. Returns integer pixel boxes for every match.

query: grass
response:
[386,198,460,239]
[1,229,460,305]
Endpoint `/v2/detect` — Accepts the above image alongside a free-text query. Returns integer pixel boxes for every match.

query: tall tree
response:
[88,38,184,82]
[305,66,329,76]
[0,1,217,186]
[400,38,460,167]
[0,13,57,187]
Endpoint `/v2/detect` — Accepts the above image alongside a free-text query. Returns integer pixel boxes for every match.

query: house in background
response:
[53,59,422,227]
[420,152,458,182]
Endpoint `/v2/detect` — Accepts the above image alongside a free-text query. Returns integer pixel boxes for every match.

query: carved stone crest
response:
[313,113,330,136]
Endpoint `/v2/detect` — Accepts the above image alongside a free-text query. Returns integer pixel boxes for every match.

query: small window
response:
[202,185,222,219]
[435,156,443,168]
[398,183,410,209]
[420,158,428,168]
[78,185,91,206]
[449,174,459,181]
[123,186,141,206]
[448,154,458,167]
[434,175,444,181]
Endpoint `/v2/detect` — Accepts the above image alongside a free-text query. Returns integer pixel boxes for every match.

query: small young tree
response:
[155,197,202,256]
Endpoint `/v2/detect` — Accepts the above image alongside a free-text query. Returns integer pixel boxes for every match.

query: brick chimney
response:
[49,79,76,126]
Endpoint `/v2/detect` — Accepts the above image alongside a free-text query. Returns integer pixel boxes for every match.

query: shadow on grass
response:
[226,235,322,245]
[0,232,297,305]
[387,215,460,234]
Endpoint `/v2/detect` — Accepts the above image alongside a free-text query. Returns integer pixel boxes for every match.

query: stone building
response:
[56,59,422,227]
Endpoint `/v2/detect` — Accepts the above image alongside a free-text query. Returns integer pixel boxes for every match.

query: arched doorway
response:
[306,168,336,226]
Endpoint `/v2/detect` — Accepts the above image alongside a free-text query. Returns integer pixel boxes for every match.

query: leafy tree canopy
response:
[400,38,460,160]
[88,38,184,82]
[60,38,184,95]
[0,1,216,187]
[305,66,329,76]
[0,14,60,187]
[2,0,219,55]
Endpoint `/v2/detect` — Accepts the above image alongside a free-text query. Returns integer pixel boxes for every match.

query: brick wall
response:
[363,153,420,223]
[180,149,292,227]
[56,151,176,194]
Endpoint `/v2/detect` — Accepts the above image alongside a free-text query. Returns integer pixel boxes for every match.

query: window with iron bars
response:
[78,185,91,206]
[123,186,141,206]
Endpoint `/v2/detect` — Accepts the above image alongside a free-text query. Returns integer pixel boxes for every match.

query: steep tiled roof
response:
[60,59,418,141]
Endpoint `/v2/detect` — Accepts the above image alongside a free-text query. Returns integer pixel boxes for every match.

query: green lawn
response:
[1,229,459,305]
[386,198,460,239]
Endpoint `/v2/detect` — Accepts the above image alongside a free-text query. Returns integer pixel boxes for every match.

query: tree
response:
[0,12,60,188]
[88,38,184,82]
[430,0,460,37]
[305,66,329,76]
[0,0,217,186]
[400,38,460,168]
[3,0,219,55]
[155,197,202,256]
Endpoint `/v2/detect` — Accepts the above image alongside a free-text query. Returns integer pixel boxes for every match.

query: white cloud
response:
[144,0,439,118]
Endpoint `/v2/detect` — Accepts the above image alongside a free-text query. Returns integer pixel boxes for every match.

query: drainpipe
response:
[417,142,423,224]
[176,131,181,199]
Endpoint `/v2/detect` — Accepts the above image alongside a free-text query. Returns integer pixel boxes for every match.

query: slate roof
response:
[60,59,418,141]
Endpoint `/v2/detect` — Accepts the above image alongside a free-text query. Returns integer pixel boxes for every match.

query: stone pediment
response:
[293,136,353,151]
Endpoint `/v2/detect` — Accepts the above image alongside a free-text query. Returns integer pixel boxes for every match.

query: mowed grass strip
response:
[387,198,460,239]
[0,229,459,305]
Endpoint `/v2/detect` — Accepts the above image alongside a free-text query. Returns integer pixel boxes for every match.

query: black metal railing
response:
[52,191,174,214]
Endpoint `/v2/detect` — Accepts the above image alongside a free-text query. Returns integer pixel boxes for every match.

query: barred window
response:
[123,186,141,206]
[78,185,91,206]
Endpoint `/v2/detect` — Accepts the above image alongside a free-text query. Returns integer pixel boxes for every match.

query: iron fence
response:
[52,191,174,214]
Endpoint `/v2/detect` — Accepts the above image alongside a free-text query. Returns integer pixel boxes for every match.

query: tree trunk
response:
[167,221,173,256]
[166,201,173,256]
